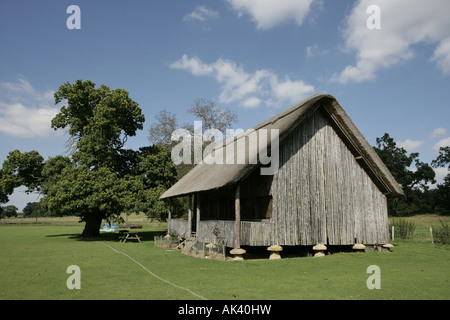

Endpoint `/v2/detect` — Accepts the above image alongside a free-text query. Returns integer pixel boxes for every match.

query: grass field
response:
[0,214,449,300]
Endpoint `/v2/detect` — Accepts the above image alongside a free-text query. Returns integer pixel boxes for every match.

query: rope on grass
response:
[97,241,207,300]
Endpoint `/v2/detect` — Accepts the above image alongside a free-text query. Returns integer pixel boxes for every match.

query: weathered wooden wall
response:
[168,219,191,239]
[196,220,274,247]
[169,107,389,247]
[272,108,389,246]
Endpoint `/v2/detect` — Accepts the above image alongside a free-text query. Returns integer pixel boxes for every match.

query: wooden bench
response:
[118,230,141,243]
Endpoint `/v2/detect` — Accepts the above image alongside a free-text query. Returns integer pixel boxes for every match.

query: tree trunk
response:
[81,214,103,238]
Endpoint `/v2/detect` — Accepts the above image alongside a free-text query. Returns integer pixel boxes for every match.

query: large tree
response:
[48,80,145,236]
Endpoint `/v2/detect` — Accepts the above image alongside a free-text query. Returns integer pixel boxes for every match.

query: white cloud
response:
[433,137,450,154]
[431,128,447,139]
[306,44,328,58]
[397,139,424,153]
[334,0,450,83]
[434,167,448,181]
[0,77,59,138]
[241,97,261,109]
[270,78,314,106]
[306,45,318,58]
[227,0,313,29]
[183,6,219,22]
[170,54,315,108]
[431,37,450,75]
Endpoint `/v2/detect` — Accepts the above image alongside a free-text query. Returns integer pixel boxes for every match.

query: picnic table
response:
[118,230,141,243]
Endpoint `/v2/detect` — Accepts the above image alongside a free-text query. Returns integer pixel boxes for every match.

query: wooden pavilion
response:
[160,94,403,255]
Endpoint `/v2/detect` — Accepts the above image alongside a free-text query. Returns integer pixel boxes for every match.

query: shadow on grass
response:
[45,230,167,242]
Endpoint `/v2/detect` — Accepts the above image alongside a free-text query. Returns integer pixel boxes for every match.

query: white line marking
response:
[97,241,207,300]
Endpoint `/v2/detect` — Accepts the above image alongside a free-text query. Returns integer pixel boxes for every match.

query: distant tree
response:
[133,145,177,220]
[374,133,435,216]
[148,98,238,179]
[432,146,450,169]
[148,110,180,148]
[23,202,40,217]
[148,99,238,148]
[22,202,45,222]
[432,146,450,215]
[188,98,237,132]
[4,205,18,218]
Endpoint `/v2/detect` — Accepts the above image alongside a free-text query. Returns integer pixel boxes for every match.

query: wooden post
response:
[188,195,192,237]
[196,194,201,238]
[168,200,172,220]
[430,227,434,244]
[234,184,241,249]
[203,240,205,258]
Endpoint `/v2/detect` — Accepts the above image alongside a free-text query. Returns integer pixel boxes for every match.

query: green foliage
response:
[432,146,450,215]
[43,80,152,236]
[0,170,9,204]
[432,146,450,169]
[22,202,45,218]
[3,205,18,218]
[41,166,122,218]
[52,79,145,169]
[137,145,177,189]
[374,133,437,216]
[390,218,417,239]
[1,150,44,194]
[433,176,450,215]
[433,220,450,244]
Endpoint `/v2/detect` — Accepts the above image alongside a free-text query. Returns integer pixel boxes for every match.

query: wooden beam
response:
[234,184,241,248]
[196,194,201,237]
[188,195,192,236]
[168,200,172,220]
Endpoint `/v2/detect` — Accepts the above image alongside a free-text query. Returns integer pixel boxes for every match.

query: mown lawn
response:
[0,215,449,300]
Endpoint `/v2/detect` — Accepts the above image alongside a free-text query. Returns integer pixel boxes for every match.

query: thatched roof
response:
[160,94,403,199]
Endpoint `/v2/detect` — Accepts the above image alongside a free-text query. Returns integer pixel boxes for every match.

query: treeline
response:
[374,133,449,216]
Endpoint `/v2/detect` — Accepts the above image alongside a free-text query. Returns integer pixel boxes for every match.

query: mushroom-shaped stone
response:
[313,244,327,257]
[314,251,325,257]
[230,248,246,261]
[206,243,216,249]
[313,244,327,251]
[267,245,283,260]
[352,243,366,250]
[382,243,394,251]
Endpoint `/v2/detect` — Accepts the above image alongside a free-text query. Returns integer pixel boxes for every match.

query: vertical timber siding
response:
[272,109,389,246]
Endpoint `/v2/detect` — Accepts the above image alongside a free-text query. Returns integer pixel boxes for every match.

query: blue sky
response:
[1,0,450,210]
